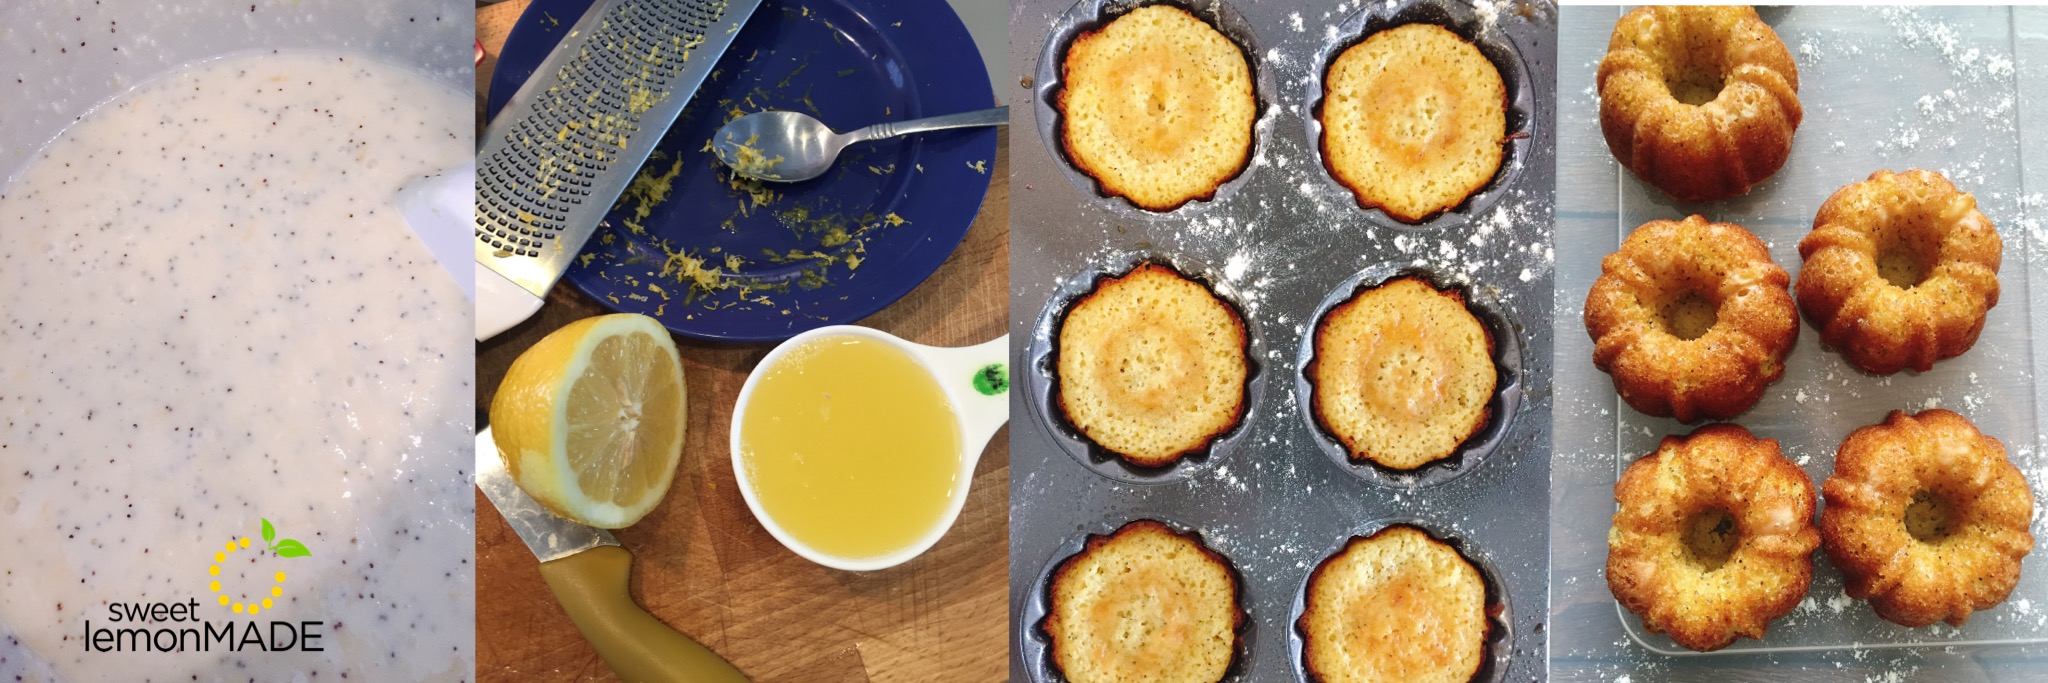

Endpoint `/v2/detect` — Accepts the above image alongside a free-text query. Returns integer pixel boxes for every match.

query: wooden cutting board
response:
[474,3,1010,680]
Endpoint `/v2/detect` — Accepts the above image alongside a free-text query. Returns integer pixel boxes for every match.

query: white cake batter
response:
[0,51,472,680]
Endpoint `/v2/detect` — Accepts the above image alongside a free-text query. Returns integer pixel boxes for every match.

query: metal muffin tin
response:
[1008,0,1558,679]
[1024,251,1269,485]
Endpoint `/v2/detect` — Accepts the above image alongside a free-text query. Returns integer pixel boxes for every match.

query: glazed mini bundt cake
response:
[1057,4,1256,211]
[1584,215,1798,423]
[1796,169,2003,375]
[1597,6,1801,203]
[1307,276,1497,470]
[1044,520,1242,683]
[1820,409,2035,628]
[1057,262,1250,467]
[1301,525,1490,683]
[1607,424,1820,652]
[1320,23,1507,223]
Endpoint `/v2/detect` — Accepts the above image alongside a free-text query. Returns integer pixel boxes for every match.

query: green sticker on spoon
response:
[972,363,1008,396]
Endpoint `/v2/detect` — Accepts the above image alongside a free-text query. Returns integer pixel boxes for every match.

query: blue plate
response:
[489,0,998,342]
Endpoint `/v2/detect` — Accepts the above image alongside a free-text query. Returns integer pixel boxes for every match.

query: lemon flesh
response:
[491,313,687,528]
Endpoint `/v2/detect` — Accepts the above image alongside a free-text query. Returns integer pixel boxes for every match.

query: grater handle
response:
[851,106,1008,143]
[477,266,546,341]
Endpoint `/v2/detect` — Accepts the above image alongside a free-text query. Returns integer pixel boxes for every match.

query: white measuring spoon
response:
[730,325,1009,571]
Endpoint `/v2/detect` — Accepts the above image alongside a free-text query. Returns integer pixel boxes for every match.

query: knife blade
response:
[476,429,618,562]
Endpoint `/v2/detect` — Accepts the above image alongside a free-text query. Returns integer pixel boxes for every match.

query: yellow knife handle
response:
[537,545,753,683]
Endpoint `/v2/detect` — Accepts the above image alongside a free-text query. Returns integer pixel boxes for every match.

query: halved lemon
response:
[490,313,687,528]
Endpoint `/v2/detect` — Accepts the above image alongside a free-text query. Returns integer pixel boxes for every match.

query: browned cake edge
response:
[1304,274,1499,469]
[1315,24,1511,224]
[1298,524,1495,683]
[1041,519,1246,682]
[1053,3,1258,212]
[1052,261,1252,468]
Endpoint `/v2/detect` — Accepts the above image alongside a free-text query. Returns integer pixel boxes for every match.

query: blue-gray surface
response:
[1553,6,2048,681]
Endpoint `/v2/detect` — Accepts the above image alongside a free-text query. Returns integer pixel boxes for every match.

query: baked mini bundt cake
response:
[1796,169,2004,375]
[1820,409,2035,628]
[1301,525,1490,683]
[1584,215,1798,423]
[1307,276,1496,470]
[1057,4,1256,211]
[1320,23,1507,223]
[1597,6,1801,203]
[1607,424,1820,652]
[1057,262,1250,467]
[1044,520,1242,683]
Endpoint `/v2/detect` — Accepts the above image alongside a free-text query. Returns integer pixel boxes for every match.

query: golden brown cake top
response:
[1308,276,1496,470]
[1796,169,2003,374]
[1607,423,1818,652]
[1320,23,1507,223]
[1596,5,1801,202]
[1301,525,1490,683]
[1057,4,1257,211]
[1584,215,1797,423]
[1819,409,2035,627]
[1045,520,1242,683]
[1604,6,1799,95]
[1056,262,1250,467]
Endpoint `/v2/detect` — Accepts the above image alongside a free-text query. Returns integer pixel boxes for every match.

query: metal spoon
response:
[711,106,1008,182]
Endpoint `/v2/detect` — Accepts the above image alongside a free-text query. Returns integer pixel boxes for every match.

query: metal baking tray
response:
[1007,0,1559,679]
[1553,5,2048,675]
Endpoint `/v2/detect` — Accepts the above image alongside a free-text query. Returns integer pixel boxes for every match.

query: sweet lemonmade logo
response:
[82,519,325,653]
[207,518,310,615]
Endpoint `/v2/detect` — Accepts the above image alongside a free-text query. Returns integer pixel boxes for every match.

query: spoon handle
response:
[854,106,1009,142]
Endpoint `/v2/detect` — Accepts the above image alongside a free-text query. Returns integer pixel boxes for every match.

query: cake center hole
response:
[1667,69,1726,106]
[1659,291,1719,341]
[1876,246,1931,289]
[1904,490,1954,543]
[1683,508,1739,570]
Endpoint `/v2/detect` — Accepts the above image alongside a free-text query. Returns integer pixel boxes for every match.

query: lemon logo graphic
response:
[205,519,310,616]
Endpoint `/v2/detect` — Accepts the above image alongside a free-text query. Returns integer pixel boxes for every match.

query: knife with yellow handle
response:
[477,430,751,683]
